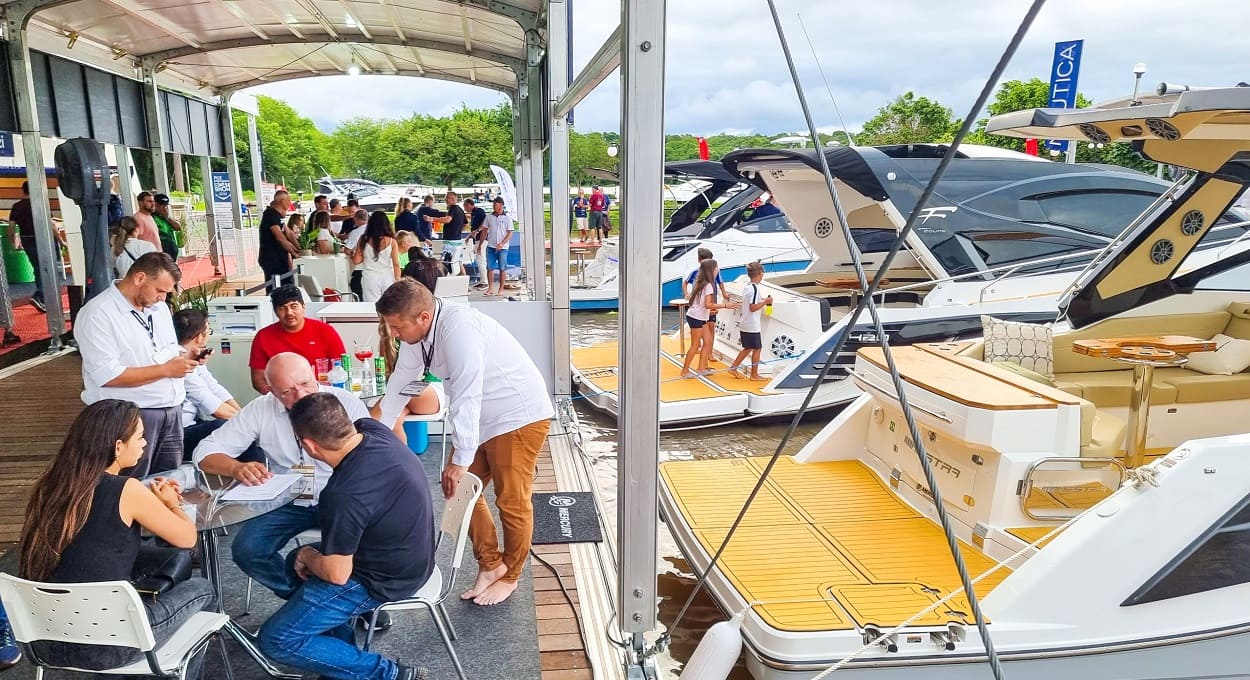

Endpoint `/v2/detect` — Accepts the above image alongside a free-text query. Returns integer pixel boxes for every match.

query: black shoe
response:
[356,610,392,632]
[30,297,46,313]
[396,665,430,680]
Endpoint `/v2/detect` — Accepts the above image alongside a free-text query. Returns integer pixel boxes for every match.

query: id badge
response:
[400,381,429,397]
[291,463,316,500]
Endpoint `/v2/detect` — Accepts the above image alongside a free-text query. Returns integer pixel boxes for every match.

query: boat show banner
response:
[1045,39,1084,155]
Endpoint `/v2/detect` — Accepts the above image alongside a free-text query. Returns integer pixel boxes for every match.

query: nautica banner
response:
[1045,39,1084,154]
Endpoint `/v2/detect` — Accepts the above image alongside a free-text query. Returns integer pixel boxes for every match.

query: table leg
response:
[224,620,303,679]
[200,529,224,614]
[1124,363,1155,468]
[676,303,687,356]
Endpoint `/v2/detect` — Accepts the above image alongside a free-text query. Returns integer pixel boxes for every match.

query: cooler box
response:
[403,419,429,454]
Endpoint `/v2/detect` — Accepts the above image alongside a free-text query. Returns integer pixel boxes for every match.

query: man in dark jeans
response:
[258,190,298,292]
[259,393,434,680]
[10,181,46,313]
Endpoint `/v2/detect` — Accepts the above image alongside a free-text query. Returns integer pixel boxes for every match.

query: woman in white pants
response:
[353,210,401,302]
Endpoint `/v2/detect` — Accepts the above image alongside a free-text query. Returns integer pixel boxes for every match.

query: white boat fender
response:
[678,609,744,680]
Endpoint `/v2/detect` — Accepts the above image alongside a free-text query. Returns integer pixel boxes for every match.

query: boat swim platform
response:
[0,352,611,680]
[660,456,1012,632]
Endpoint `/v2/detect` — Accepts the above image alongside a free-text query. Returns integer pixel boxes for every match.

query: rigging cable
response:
[796,14,855,147]
[663,4,1049,679]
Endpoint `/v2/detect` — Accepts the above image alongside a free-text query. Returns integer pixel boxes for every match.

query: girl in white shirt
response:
[110,216,157,277]
[309,210,335,254]
[681,259,727,378]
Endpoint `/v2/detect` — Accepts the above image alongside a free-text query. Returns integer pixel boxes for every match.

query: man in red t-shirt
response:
[249,285,346,394]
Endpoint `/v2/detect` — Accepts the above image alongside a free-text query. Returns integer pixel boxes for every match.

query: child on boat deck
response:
[681,247,730,302]
[728,261,773,381]
[681,259,727,378]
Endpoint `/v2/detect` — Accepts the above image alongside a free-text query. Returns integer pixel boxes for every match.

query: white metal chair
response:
[361,472,483,680]
[403,381,451,467]
[0,573,229,679]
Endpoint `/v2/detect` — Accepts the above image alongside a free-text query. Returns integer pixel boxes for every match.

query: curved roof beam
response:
[144,34,524,74]
[218,68,515,98]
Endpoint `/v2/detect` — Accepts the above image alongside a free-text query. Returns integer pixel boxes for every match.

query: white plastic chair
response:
[361,472,483,680]
[0,574,229,679]
[298,273,357,302]
[433,275,470,305]
[403,382,451,467]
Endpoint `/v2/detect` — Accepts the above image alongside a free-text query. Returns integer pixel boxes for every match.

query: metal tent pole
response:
[247,113,265,215]
[522,63,547,299]
[200,154,222,275]
[140,63,171,195]
[6,11,66,348]
[514,104,531,280]
[220,95,249,278]
[548,0,572,395]
[617,0,665,674]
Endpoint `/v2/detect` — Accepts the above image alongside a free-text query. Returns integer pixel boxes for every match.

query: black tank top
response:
[51,474,141,583]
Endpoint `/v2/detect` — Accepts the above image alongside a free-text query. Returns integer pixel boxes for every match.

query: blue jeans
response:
[258,567,396,680]
[232,504,318,599]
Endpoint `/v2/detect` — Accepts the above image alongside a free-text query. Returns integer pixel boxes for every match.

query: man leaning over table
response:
[258,393,433,680]
[193,352,369,602]
[376,278,553,606]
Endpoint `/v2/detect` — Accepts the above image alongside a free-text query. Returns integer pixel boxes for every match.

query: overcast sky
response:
[248,0,1250,137]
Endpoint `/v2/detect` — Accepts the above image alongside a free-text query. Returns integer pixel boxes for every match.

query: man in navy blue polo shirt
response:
[258,393,434,680]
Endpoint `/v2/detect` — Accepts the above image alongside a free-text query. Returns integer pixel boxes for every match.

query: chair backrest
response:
[433,275,470,299]
[298,273,325,300]
[0,573,157,651]
[441,472,483,571]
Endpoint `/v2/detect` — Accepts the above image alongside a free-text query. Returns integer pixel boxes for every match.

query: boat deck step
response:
[660,456,1012,632]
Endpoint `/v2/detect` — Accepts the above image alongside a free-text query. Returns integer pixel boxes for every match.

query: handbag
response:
[130,545,194,597]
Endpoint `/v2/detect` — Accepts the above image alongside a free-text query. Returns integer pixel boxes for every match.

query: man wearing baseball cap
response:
[152,193,183,260]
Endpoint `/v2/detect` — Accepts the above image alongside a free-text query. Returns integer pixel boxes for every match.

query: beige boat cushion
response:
[1053,370,1178,407]
[1081,409,1127,459]
[1184,334,1250,375]
[1052,311,1231,374]
[1154,367,1250,403]
[957,340,985,361]
[1223,302,1250,340]
[991,360,1056,387]
[982,316,1054,378]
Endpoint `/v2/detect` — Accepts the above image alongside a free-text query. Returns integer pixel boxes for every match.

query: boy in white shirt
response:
[728,261,773,381]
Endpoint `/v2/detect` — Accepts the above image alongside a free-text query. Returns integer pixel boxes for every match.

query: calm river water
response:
[570,311,824,678]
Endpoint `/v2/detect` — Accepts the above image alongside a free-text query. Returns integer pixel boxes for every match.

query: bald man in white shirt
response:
[194,353,370,600]
[377,278,553,606]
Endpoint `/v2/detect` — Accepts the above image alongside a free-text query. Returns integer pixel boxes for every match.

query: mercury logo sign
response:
[549,496,576,539]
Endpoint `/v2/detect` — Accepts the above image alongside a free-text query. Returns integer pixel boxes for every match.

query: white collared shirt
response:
[379,302,553,467]
[484,212,512,248]
[182,363,234,427]
[191,385,369,504]
[76,282,185,408]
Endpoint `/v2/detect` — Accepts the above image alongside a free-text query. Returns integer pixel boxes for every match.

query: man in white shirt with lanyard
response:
[193,353,369,601]
[376,279,553,606]
[75,252,198,477]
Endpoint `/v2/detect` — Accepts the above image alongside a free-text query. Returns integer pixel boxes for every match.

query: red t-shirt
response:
[589,192,606,212]
[249,318,347,371]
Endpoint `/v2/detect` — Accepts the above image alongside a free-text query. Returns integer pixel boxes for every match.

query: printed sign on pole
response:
[210,171,235,231]
[1045,39,1084,155]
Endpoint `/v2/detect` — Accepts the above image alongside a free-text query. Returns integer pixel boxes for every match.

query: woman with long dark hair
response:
[309,209,334,254]
[681,258,726,378]
[19,399,214,675]
[353,210,401,302]
[401,246,445,294]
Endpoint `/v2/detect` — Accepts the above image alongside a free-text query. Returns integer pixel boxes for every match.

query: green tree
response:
[232,96,340,192]
[569,130,615,187]
[857,92,959,145]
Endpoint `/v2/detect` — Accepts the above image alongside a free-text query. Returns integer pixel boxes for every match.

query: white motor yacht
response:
[661,85,1250,679]
[573,143,1250,426]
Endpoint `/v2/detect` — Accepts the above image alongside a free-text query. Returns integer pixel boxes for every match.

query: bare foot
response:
[749,375,769,382]
[473,579,518,606]
[681,370,698,378]
[461,564,507,600]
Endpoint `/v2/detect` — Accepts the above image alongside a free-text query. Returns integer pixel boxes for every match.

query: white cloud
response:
[248,0,1250,138]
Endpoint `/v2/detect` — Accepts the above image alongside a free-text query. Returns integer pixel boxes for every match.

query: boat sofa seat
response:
[1051,371,1178,407]
[1152,367,1250,403]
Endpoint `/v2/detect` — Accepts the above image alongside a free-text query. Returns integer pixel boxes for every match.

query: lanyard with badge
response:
[291,433,317,500]
[406,301,443,394]
[130,310,156,350]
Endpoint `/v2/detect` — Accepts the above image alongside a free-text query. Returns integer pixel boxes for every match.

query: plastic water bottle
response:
[764,301,774,316]
[328,360,347,390]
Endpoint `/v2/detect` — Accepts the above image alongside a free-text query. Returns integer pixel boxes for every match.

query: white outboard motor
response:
[54,138,111,301]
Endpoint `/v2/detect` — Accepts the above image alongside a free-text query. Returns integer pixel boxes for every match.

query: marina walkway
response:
[0,352,594,679]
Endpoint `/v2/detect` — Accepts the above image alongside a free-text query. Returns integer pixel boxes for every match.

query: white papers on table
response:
[219,473,302,502]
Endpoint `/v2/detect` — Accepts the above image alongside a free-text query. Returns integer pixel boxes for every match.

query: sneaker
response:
[396,665,430,680]
[356,610,392,632]
[29,297,46,313]
[0,621,21,670]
